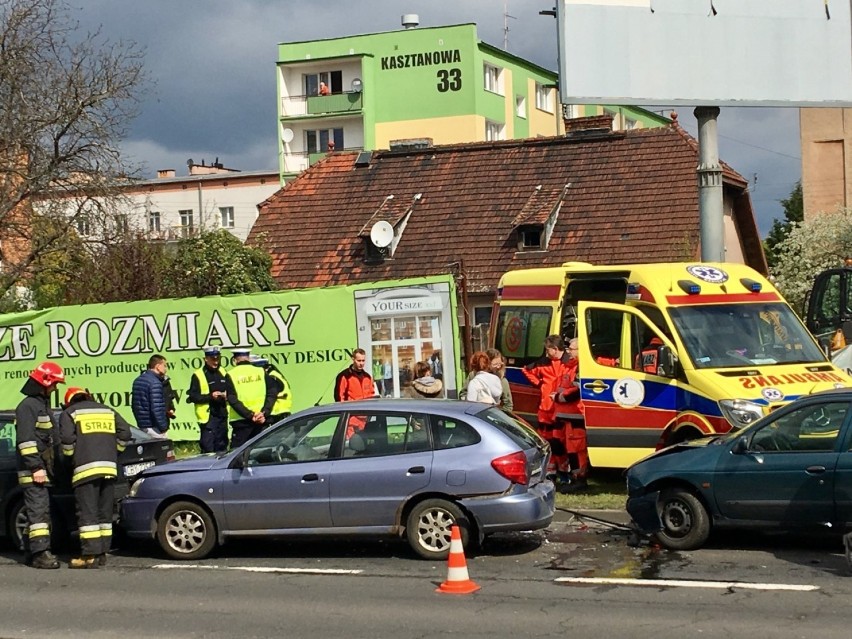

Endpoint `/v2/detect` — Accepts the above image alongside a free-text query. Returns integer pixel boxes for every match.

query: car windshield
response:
[669,303,826,369]
[478,407,545,450]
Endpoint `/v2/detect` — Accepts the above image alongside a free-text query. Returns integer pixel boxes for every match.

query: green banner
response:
[0,276,458,441]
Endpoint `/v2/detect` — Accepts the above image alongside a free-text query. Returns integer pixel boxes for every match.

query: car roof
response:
[293,399,491,419]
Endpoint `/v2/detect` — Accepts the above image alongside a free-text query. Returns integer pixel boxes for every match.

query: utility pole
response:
[694,106,724,262]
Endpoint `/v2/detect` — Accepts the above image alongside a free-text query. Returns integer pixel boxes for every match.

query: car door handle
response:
[805,466,826,475]
[583,381,610,392]
[301,473,320,482]
[407,466,425,475]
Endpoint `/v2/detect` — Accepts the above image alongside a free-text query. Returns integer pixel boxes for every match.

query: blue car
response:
[626,389,852,550]
[122,399,555,560]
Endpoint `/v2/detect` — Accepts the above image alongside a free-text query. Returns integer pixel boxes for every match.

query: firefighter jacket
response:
[59,399,132,487]
[15,386,58,486]
[188,364,228,422]
[333,366,374,402]
[522,351,572,425]
[225,362,276,422]
[268,367,293,415]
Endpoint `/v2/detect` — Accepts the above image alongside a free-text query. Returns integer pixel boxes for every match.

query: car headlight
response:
[128,478,145,498]
[718,399,764,429]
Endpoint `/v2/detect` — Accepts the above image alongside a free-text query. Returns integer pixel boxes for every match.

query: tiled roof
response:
[251,123,766,294]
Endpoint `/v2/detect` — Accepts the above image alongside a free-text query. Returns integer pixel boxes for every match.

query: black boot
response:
[97,554,107,567]
[560,477,589,494]
[31,550,60,570]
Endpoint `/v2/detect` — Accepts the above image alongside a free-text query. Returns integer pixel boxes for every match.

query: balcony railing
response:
[281,147,364,174]
[281,91,362,117]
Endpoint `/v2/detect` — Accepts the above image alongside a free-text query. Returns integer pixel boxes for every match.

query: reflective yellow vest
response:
[226,364,266,421]
[193,366,227,422]
[269,369,292,415]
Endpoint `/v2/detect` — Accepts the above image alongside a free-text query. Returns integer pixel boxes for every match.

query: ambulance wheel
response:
[157,501,217,560]
[406,499,471,560]
[654,488,710,551]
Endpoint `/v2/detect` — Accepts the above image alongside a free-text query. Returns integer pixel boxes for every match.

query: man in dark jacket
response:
[225,348,277,449]
[15,361,65,569]
[131,354,169,437]
[188,346,229,453]
[60,387,131,568]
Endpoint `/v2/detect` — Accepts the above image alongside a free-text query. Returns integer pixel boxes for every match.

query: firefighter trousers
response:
[23,483,52,554]
[75,478,115,557]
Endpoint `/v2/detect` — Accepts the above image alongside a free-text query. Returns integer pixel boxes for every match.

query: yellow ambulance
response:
[491,262,851,468]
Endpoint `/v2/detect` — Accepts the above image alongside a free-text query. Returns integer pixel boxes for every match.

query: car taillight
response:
[491,451,529,485]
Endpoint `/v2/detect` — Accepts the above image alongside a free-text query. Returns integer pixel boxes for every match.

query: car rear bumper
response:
[460,479,555,533]
[120,498,158,539]
[626,491,662,534]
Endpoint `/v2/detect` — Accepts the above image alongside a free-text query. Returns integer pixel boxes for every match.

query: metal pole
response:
[197,180,203,233]
[694,106,724,262]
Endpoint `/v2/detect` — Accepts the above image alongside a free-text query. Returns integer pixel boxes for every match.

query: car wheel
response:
[7,499,27,553]
[156,501,217,560]
[406,498,470,560]
[654,488,710,551]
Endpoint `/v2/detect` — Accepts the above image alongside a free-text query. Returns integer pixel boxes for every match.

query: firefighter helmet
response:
[64,386,87,406]
[29,361,65,387]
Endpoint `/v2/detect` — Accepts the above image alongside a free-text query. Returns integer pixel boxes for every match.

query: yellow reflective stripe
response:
[18,476,33,485]
[19,446,38,456]
[79,525,101,540]
[28,525,50,538]
[62,444,75,456]
[99,524,113,536]
[35,419,53,430]
[72,466,117,484]
[18,440,37,450]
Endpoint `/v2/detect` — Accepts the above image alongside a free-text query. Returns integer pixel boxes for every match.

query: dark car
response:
[122,399,555,560]
[0,409,175,550]
[626,389,852,550]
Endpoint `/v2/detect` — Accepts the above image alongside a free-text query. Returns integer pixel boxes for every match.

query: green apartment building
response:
[277,21,667,180]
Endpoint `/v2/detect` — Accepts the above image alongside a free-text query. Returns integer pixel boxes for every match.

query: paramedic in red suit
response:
[522,335,571,485]
[334,348,377,437]
[636,336,664,374]
[556,338,590,493]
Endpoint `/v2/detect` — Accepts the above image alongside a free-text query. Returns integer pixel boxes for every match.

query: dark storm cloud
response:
[75,0,801,234]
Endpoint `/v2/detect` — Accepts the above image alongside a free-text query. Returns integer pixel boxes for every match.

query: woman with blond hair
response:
[464,351,503,405]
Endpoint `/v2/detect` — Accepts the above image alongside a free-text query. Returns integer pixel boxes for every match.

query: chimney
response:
[563,114,615,137]
[157,169,176,178]
[388,138,433,152]
[401,14,419,29]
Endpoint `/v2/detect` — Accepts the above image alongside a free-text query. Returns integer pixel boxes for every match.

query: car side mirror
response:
[656,345,681,378]
[732,437,749,455]
[229,450,248,470]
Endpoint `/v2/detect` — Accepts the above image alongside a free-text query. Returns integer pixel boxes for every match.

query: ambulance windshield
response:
[669,303,826,369]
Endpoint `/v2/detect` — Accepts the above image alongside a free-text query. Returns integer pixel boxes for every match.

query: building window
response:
[516,95,526,118]
[179,209,194,236]
[473,306,493,327]
[485,120,504,142]
[484,63,503,95]
[535,83,553,113]
[306,128,344,153]
[114,214,128,235]
[219,206,235,229]
[520,227,542,250]
[625,117,639,130]
[148,210,161,232]
[304,70,343,96]
[76,216,91,237]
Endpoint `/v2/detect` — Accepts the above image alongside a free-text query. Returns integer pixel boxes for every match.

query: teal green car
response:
[626,389,852,550]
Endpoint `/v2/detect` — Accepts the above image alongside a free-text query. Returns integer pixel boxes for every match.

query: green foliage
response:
[161,230,276,298]
[771,207,852,313]
[764,182,803,270]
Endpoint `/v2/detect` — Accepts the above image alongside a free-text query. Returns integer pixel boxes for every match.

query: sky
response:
[74,0,804,237]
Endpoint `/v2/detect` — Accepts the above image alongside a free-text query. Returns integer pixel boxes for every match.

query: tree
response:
[771,207,852,313]
[0,0,147,299]
[763,181,803,270]
[161,230,277,298]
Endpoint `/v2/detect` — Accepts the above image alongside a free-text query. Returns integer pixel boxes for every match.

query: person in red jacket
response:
[555,338,590,493]
[334,349,377,437]
[523,335,572,483]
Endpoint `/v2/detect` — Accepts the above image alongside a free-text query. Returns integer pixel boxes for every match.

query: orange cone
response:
[436,525,480,595]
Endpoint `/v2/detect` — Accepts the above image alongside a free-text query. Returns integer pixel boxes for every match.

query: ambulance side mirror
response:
[656,345,681,379]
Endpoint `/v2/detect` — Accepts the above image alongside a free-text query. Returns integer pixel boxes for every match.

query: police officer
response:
[15,361,65,569]
[225,348,277,449]
[252,356,292,425]
[60,387,131,568]
[187,346,229,453]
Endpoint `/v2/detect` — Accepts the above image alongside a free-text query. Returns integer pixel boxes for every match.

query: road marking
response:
[152,564,363,575]
[554,577,819,591]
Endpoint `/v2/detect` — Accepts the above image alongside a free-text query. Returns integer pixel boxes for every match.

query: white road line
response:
[152,564,363,575]
[554,577,819,591]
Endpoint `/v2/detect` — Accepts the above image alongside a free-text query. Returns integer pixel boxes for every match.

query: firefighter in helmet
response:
[15,361,65,569]
[60,387,132,568]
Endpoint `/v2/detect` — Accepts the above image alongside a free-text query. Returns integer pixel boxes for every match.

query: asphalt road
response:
[1,511,850,638]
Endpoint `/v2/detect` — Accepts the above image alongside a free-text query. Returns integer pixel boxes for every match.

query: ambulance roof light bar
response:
[677,280,701,295]
[739,278,762,293]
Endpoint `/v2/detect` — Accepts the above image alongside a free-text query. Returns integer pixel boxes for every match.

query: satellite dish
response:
[351,78,363,93]
[282,128,294,143]
[370,221,394,248]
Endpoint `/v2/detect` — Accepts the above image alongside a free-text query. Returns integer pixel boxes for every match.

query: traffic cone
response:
[436,525,480,595]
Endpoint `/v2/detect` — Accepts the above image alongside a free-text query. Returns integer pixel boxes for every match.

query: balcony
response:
[281,91,362,118]
[281,147,364,174]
